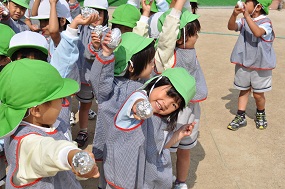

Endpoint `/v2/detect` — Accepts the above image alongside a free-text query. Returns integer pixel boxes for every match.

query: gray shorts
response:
[170,103,201,152]
[75,83,94,103]
[234,65,272,93]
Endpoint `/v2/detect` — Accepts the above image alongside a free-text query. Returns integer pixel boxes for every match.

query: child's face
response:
[36,98,62,126]
[39,19,50,37]
[90,8,104,26]
[8,1,26,21]
[138,59,155,79]
[149,85,180,116]
[0,55,11,72]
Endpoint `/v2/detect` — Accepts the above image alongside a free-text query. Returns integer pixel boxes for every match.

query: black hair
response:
[190,2,198,14]
[177,19,201,46]
[59,18,70,31]
[123,41,155,79]
[102,9,109,26]
[143,76,186,131]
[11,48,48,61]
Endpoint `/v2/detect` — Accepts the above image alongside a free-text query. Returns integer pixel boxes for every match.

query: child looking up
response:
[0,59,99,188]
[0,0,30,33]
[227,0,276,130]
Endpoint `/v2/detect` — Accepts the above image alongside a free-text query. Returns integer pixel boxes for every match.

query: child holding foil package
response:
[103,67,196,188]
[155,0,208,188]
[88,32,155,188]
[0,59,99,188]
[74,0,110,147]
[227,0,276,130]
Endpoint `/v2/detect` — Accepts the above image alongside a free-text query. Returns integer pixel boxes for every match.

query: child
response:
[0,59,99,188]
[227,0,276,130]
[103,67,196,188]
[0,0,30,33]
[87,32,155,188]
[74,0,109,147]
[156,1,208,188]
[0,22,14,189]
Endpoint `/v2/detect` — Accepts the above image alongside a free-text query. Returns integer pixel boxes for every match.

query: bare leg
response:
[238,89,251,111]
[176,148,191,183]
[79,101,92,130]
[253,92,265,110]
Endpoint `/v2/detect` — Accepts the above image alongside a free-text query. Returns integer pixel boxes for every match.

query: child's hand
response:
[90,32,101,50]
[70,13,99,29]
[141,0,153,17]
[233,3,244,16]
[178,122,195,138]
[101,31,119,57]
[76,152,100,179]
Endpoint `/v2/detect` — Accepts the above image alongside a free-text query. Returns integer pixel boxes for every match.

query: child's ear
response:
[60,18,66,27]
[29,106,41,118]
[128,64,134,73]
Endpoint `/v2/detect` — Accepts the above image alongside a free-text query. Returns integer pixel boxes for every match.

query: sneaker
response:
[74,131,88,147]
[173,183,188,189]
[88,109,97,120]
[227,115,247,131]
[255,112,267,130]
[70,112,76,126]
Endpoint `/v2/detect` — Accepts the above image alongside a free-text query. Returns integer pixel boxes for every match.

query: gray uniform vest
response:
[175,48,208,102]
[4,122,82,189]
[230,17,276,69]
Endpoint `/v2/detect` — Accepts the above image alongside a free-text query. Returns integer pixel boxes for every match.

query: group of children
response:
[0,0,276,188]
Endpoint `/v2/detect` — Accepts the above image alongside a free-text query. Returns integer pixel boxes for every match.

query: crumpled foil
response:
[0,2,9,16]
[72,151,95,175]
[136,100,153,119]
[81,7,99,19]
[107,28,121,49]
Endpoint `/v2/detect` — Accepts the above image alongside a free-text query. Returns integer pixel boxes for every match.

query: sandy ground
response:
[70,7,285,189]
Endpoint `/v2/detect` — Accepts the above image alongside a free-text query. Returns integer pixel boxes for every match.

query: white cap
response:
[7,31,48,57]
[83,0,108,10]
[30,0,72,23]
[148,12,164,39]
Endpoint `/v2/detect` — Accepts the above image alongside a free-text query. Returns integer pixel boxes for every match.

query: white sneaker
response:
[70,112,76,125]
[173,183,188,189]
[88,109,97,120]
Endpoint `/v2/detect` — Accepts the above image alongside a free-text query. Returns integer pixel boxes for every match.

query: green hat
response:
[11,0,30,9]
[145,68,196,107]
[257,0,272,14]
[157,8,200,39]
[150,2,158,13]
[0,24,15,56]
[0,59,79,138]
[109,4,141,28]
[191,0,198,3]
[114,32,154,76]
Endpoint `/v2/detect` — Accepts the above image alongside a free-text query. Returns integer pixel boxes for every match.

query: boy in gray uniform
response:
[227,0,276,130]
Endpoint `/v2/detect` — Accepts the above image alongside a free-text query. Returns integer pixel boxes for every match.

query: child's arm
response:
[31,0,40,16]
[16,135,99,184]
[243,4,266,37]
[132,0,152,37]
[154,0,185,73]
[164,122,195,148]
[49,0,61,47]
[227,4,243,31]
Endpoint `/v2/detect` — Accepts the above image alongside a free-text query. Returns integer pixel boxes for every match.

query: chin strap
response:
[250,4,260,16]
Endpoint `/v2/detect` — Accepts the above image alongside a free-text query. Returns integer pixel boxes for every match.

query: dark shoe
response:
[74,131,88,147]
[255,112,267,130]
[227,115,247,131]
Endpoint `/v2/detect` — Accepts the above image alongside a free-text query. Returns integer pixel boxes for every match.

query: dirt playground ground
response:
[70,7,285,189]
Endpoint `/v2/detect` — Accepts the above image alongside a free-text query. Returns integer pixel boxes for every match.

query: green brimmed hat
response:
[0,24,15,56]
[0,59,79,138]
[146,68,196,107]
[257,0,272,14]
[114,32,154,76]
[109,4,141,28]
[11,0,30,9]
[7,31,48,57]
[158,8,200,39]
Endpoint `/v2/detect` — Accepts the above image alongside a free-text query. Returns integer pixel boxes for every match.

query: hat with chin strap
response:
[257,0,272,15]
[0,59,79,138]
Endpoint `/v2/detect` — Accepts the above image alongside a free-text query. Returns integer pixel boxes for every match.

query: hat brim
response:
[30,15,50,20]
[11,0,29,9]
[7,45,48,57]
[0,106,27,138]
[109,20,135,29]
[46,78,79,103]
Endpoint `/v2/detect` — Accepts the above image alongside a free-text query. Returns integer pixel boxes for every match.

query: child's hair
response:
[177,19,201,46]
[100,9,109,26]
[11,48,48,61]
[190,2,198,14]
[124,41,155,79]
[144,76,186,131]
